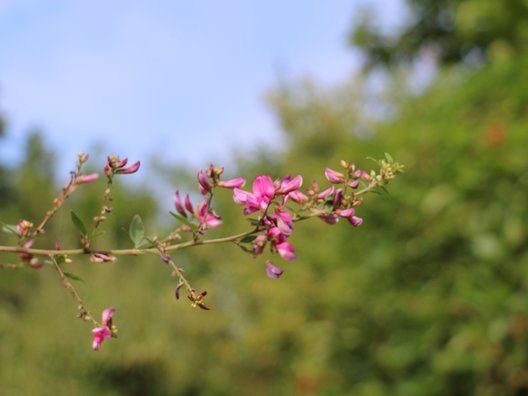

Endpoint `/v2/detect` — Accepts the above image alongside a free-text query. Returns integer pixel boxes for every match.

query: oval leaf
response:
[129,214,145,248]
[70,211,87,236]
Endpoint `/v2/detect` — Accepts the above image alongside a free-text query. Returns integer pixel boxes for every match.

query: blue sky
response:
[0,1,405,175]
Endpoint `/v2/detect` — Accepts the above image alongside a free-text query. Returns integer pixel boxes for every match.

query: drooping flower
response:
[275,240,297,261]
[266,260,284,279]
[92,307,116,351]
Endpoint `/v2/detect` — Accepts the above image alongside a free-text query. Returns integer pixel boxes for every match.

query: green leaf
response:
[55,255,66,265]
[240,235,256,244]
[169,211,198,231]
[384,152,394,163]
[64,272,83,282]
[129,214,145,248]
[1,224,18,234]
[70,211,87,236]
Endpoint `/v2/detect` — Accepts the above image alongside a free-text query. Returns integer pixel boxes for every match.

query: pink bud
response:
[325,168,345,184]
[115,160,140,175]
[353,169,370,180]
[90,252,116,263]
[266,260,284,279]
[218,177,246,189]
[197,170,212,194]
[76,173,99,184]
[319,214,339,224]
[174,191,187,217]
[184,194,194,214]
[348,216,363,227]
[348,180,360,189]
[314,186,335,200]
[275,241,296,261]
[277,175,303,194]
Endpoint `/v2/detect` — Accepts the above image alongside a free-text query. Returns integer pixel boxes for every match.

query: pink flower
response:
[92,307,115,351]
[197,170,212,195]
[325,168,345,184]
[218,177,246,189]
[233,175,275,214]
[287,190,308,204]
[20,239,33,262]
[196,199,222,230]
[76,173,99,184]
[319,214,339,224]
[348,216,363,227]
[272,209,293,236]
[266,260,284,279]
[276,175,303,195]
[348,180,360,189]
[174,191,187,217]
[352,169,370,180]
[90,252,117,263]
[115,160,140,175]
[16,219,33,237]
[314,186,335,200]
[105,156,141,176]
[275,240,296,261]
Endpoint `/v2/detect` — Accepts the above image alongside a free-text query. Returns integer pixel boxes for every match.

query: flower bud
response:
[266,260,284,279]
[325,168,345,184]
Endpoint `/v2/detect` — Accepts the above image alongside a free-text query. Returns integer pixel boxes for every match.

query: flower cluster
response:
[232,174,305,277]
[173,165,245,235]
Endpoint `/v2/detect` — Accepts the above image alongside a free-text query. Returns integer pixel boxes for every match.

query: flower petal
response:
[266,260,284,279]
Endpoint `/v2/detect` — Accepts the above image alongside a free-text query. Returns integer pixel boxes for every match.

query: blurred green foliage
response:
[351,0,528,68]
[1,5,528,395]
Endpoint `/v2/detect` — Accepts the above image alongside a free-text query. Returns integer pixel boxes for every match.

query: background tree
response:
[350,0,528,68]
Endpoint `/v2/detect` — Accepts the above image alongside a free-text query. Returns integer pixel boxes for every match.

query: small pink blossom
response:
[20,239,33,262]
[276,175,303,195]
[16,219,33,237]
[352,169,370,180]
[92,307,116,351]
[325,168,345,184]
[174,191,187,217]
[233,175,275,214]
[115,160,140,175]
[266,260,284,279]
[319,214,339,224]
[196,199,222,231]
[76,173,99,184]
[314,186,335,200]
[90,252,117,263]
[197,170,212,195]
[348,180,360,189]
[218,177,246,189]
[275,241,296,261]
[287,190,308,203]
[348,216,363,227]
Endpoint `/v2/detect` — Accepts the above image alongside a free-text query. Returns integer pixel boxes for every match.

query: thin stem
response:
[49,255,98,326]
[0,229,258,257]
[0,262,23,269]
